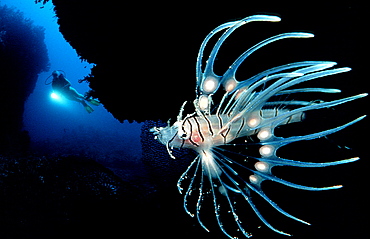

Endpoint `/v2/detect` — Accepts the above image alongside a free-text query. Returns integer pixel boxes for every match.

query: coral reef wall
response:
[0,5,49,153]
[36,0,205,122]
[35,1,361,123]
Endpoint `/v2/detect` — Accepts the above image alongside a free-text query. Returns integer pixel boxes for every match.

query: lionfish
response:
[150,15,366,238]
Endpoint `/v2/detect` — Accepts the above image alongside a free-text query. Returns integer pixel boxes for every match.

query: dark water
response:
[0,1,147,238]
[0,1,367,239]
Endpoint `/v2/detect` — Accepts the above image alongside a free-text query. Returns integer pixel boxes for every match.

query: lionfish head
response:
[150,122,179,146]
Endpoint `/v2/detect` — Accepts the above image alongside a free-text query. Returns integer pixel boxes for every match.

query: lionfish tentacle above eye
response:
[151,14,367,238]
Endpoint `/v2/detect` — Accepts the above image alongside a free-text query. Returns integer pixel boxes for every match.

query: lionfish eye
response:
[178,127,189,140]
[179,131,188,139]
[150,14,366,238]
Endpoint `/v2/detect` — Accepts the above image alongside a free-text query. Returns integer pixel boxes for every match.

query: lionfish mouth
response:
[150,14,367,238]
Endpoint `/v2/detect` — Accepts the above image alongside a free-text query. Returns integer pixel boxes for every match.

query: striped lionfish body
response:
[150,15,367,238]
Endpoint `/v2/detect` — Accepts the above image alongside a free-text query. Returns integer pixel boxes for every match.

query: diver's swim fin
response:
[84,104,94,113]
[88,99,101,106]
[81,101,94,113]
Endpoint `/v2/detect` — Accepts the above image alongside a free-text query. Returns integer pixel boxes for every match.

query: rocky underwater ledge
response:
[0,120,213,239]
[0,152,207,239]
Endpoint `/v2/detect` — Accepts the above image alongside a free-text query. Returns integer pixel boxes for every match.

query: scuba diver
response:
[47,70,100,113]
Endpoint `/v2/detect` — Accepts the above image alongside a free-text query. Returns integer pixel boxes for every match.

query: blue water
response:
[1,0,142,159]
[0,2,364,238]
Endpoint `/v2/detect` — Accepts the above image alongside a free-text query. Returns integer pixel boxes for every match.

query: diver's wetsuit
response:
[51,71,95,113]
[52,73,85,103]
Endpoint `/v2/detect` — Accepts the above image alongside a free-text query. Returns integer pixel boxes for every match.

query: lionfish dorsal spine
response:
[151,14,367,238]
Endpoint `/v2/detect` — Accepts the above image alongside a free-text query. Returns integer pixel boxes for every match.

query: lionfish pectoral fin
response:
[210,152,303,237]
[261,156,360,168]
[169,13,367,238]
[254,170,342,191]
[240,191,293,236]
[165,142,176,159]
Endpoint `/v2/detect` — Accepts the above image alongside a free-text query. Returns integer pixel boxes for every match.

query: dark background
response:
[0,0,368,239]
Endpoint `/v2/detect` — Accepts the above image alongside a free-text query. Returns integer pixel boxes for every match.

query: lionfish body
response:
[150,15,366,238]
